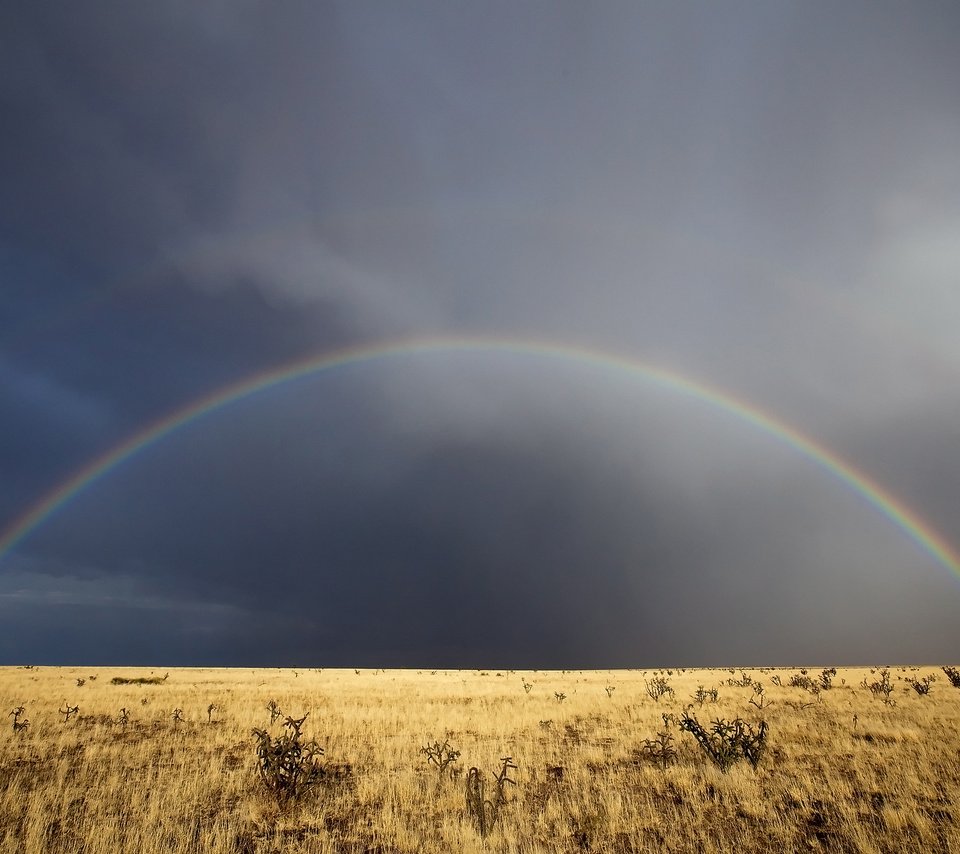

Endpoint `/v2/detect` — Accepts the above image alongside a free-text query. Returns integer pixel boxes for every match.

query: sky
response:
[1,2,959,667]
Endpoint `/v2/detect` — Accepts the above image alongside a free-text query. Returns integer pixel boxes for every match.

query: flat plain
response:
[1,665,958,853]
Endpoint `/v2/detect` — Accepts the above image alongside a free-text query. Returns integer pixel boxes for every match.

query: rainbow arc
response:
[1,335,957,580]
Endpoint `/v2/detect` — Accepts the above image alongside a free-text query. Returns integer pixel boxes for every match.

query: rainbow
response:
[1,335,958,578]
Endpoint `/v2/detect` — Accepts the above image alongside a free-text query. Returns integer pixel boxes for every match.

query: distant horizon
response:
[5,659,955,671]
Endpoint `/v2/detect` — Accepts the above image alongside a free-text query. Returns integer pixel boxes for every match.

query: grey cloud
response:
[2,2,959,665]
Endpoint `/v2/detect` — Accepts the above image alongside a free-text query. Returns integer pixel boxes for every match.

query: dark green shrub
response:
[679,712,767,772]
[644,677,674,702]
[941,666,960,688]
[639,731,676,770]
[420,738,460,777]
[861,668,896,705]
[691,685,719,706]
[251,713,325,807]
[906,674,935,696]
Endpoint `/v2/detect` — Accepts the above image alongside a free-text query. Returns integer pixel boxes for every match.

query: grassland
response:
[1,665,958,853]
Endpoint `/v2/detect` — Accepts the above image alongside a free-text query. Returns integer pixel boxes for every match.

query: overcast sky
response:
[2,2,959,667]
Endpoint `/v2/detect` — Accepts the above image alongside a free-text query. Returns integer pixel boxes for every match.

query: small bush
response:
[691,685,719,706]
[9,705,28,733]
[906,674,935,696]
[645,677,674,702]
[818,668,837,690]
[748,684,773,710]
[861,668,896,705]
[788,672,821,697]
[679,712,768,772]
[420,738,460,777]
[941,666,960,688]
[252,713,326,808]
[639,730,676,770]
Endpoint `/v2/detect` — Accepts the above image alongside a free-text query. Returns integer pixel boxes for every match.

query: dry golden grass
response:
[2,665,958,853]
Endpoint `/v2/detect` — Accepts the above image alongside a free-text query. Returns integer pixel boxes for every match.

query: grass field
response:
[2,665,958,853]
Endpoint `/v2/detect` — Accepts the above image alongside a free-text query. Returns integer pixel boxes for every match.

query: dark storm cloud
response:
[2,2,959,665]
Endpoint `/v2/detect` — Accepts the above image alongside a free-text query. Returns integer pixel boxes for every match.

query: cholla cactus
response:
[862,669,896,705]
[420,739,461,776]
[749,684,772,710]
[464,757,517,837]
[645,676,674,702]
[679,712,768,772]
[251,712,325,807]
[60,704,79,722]
[692,685,719,706]
[640,731,676,770]
[906,674,936,696]
[10,705,29,733]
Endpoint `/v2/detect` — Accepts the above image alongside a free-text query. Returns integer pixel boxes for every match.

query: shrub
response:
[788,672,821,696]
[251,713,326,807]
[465,757,517,838]
[906,674,935,696]
[691,685,719,706]
[941,666,960,688]
[644,677,674,702]
[9,705,28,733]
[60,704,79,723]
[861,668,896,705]
[818,668,837,690]
[420,739,460,777]
[748,684,773,710]
[679,712,767,772]
[639,730,676,770]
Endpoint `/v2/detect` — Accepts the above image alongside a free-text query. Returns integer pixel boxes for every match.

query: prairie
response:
[1,665,958,853]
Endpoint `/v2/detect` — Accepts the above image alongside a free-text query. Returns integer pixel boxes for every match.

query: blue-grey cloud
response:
[2,1,959,665]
